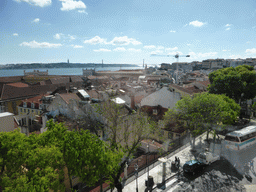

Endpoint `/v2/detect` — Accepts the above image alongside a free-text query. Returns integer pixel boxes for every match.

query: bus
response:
[224,126,256,150]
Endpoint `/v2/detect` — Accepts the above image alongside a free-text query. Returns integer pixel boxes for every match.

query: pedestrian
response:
[177,157,180,167]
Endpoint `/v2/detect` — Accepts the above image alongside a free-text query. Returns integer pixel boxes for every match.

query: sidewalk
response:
[108,133,210,192]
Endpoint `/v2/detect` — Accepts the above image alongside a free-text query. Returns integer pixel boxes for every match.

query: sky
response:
[0,0,256,65]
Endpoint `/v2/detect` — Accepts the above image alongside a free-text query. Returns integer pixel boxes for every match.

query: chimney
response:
[131,95,135,109]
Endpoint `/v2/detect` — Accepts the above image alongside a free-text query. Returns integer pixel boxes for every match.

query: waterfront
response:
[0,66,147,77]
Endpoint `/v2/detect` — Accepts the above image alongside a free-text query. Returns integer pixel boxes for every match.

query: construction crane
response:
[151,53,190,84]
[151,53,190,62]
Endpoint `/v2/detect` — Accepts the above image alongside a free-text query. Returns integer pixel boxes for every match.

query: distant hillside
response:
[0,63,139,70]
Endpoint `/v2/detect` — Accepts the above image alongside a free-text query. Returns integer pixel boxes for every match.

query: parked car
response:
[183,159,206,175]
[198,152,220,165]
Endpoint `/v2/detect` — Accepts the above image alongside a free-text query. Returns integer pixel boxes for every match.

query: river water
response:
[0,66,147,77]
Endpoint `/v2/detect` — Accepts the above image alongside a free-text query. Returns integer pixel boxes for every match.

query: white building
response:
[0,112,19,132]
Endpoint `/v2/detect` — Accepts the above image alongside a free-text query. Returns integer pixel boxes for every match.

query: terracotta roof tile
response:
[134,95,144,104]
[50,77,70,84]
[86,90,100,99]
[196,80,210,87]
[7,82,29,88]
[59,93,81,104]
[70,76,83,82]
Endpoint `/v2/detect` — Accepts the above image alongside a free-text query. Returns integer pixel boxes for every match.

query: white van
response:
[198,152,220,165]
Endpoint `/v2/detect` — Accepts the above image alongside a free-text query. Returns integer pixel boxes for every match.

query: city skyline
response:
[1,0,256,65]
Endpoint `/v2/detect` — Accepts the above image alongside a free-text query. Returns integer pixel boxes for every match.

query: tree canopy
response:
[208,65,256,103]
[0,120,123,191]
[164,93,241,143]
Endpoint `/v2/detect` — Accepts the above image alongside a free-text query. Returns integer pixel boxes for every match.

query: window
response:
[20,108,22,113]
[225,135,239,142]
[23,102,27,108]
[240,133,256,142]
[39,104,42,109]
[153,109,158,115]
[24,109,26,113]
[28,109,30,113]
[32,110,34,113]
[31,103,34,109]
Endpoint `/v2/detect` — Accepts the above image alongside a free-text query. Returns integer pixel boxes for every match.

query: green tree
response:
[208,65,256,104]
[0,129,65,192]
[164,93,240,147]
[42,119,123,190]
[62,129,123,189]
[95,100,158,192]
[0,120,123,192]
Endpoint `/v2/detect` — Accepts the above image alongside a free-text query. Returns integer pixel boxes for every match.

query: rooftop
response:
[0,112,14,118]
[6,82,29,88]
[59,93,81,104]
[227,126,256,137]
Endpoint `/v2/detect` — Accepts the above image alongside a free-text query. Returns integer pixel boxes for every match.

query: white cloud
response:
[84,35,141,46]
[14,0,51,7]
[59,0,86,11]
[78,10,88,14]
[54,33,63,39]
[19,40,62,48]
[143,45,156,49]
[84,36,107,44]
[229,55,245,59]
[246,48,256,54]
[225,27,231,31]
[54,33,75,40]
[187,44,191,46]
[113,47,126,52]
[109,36,142,46]
[188,51,218,59]
[165,47,178,52]
[93,48,111,52]
[225,24,232,27]
[198,52,217,57]
[128,48,141,52]
[73,45,83,48]
[170,30,176,33]
[167,51,183,56]
[189,20,205,27]
[156,46,164,50]
[68,34,76,40]
[32,18,40,23]
[150,50,163,55]
[13,33,18,36]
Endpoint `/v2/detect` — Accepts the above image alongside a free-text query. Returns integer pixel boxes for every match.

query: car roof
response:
[184,160,199,166]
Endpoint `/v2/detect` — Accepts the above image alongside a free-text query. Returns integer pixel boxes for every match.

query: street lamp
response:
[146,140,154,191]
[134,163,139,192]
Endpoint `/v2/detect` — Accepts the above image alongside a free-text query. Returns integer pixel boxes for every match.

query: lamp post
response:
[146,140,154,191]
[135,163,139,192]
[147,143,149,184]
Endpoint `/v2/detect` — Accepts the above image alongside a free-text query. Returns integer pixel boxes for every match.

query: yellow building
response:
[17,94,48,133]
